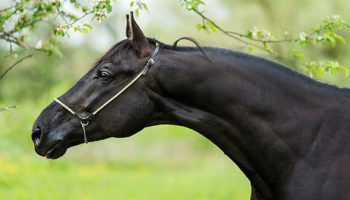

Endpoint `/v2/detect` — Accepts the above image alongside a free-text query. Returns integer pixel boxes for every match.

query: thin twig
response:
[0,5,15,13]
[0,34,18,44]
[1,8,93,51]
[0,105,17,112]
[8,18,41,35]
[69,11,93,26]
[191,8,292,58]
[192,8,295,45]
[191,9,266,51]
[57,7,70,24]
[0,30,28,49]
[190,8,315,69]
[0,54,34,79]
[225,31,295,43]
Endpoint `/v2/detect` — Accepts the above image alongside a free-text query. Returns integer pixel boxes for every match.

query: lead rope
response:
[53,43,160,144]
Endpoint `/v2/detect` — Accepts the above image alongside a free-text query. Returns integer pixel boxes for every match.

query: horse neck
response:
[147,48,347,198]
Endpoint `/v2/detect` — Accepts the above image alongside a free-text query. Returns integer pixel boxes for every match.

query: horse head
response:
[32,12,161,159]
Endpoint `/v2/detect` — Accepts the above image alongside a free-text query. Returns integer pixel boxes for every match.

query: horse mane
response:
[150,38,345,92]
[206,47,346,91]
[94,39,131,66]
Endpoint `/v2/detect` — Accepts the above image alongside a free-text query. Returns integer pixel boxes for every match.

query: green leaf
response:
[206,21,217,32]
[81,28,88,34]
[335,35,346,44]
[316,66,324,76]
[298,53,305,59]
[107,5,112,13]
[74,26,80,31]
[142,3,148,10]
[299,40,307,48]
[58,30,65,37]
[47,50,53,57]
[327,36,336,47]
[96,2,102,9]
[83,24,92,30]
[246,30,253,39]
[308,61,317,66]
[339,65,349,77]
[52,46,63,58]
[262,42,269,51]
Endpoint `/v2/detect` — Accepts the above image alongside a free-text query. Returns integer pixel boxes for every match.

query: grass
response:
[0,92,250,200]
[0,154,250,200]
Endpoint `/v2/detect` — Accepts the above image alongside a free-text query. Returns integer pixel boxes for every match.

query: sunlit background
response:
[1,0,350,199]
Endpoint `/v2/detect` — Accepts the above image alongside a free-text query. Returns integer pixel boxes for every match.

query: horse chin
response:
[45,138,86,159]
[45,142,67,159]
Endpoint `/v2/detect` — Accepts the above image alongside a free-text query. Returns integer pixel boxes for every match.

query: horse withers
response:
[32,12,350,200]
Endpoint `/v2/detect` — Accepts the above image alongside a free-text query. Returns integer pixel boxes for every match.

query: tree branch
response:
[0,30,28,49]
[0,54,34,79]
[190,8,314,69]
[191,8,295,45]
[0,5,15,13]
[225,31,295,43]
[57,7,70,24]
[69,11,93,26]
[191,8,268,52]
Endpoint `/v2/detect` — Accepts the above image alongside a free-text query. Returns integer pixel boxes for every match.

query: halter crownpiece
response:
[53,43,160,144]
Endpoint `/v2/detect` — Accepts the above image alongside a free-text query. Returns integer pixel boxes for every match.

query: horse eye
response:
[97,71,112,81]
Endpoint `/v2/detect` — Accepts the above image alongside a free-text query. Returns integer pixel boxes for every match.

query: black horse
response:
[32,13,350,200]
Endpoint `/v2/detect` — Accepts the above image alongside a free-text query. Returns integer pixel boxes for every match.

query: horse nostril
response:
[32,126,42,147]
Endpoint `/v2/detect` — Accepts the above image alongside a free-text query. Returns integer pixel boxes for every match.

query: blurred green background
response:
[1,0,350,199]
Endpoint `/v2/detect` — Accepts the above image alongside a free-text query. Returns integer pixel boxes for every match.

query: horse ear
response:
[125,12,150,57]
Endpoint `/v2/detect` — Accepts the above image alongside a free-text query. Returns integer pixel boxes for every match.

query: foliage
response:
[0,0,115,111]
[180,0,350,79]
[1,0,349,78]
[0,104,17,112]
[0,0,114,57]
[129,0,148,17]
[0,156,249,200]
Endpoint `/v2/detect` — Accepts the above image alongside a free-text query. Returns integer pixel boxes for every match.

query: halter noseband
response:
[54,43,160,143]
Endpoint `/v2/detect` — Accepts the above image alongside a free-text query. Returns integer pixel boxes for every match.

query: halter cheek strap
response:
[53,43,160,143]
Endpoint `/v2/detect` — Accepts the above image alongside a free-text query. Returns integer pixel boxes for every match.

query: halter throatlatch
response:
[53,43,160,143]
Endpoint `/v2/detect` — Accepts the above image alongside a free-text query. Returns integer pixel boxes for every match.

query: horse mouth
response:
[43,139,82,159]
[44,142,67,159]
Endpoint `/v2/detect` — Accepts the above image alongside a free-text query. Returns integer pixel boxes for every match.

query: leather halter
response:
[53,43,160,143]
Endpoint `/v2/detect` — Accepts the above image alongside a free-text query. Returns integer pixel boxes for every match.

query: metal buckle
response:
[142,58,155,75]
[148,58,155,65]
[80,120,89,144]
